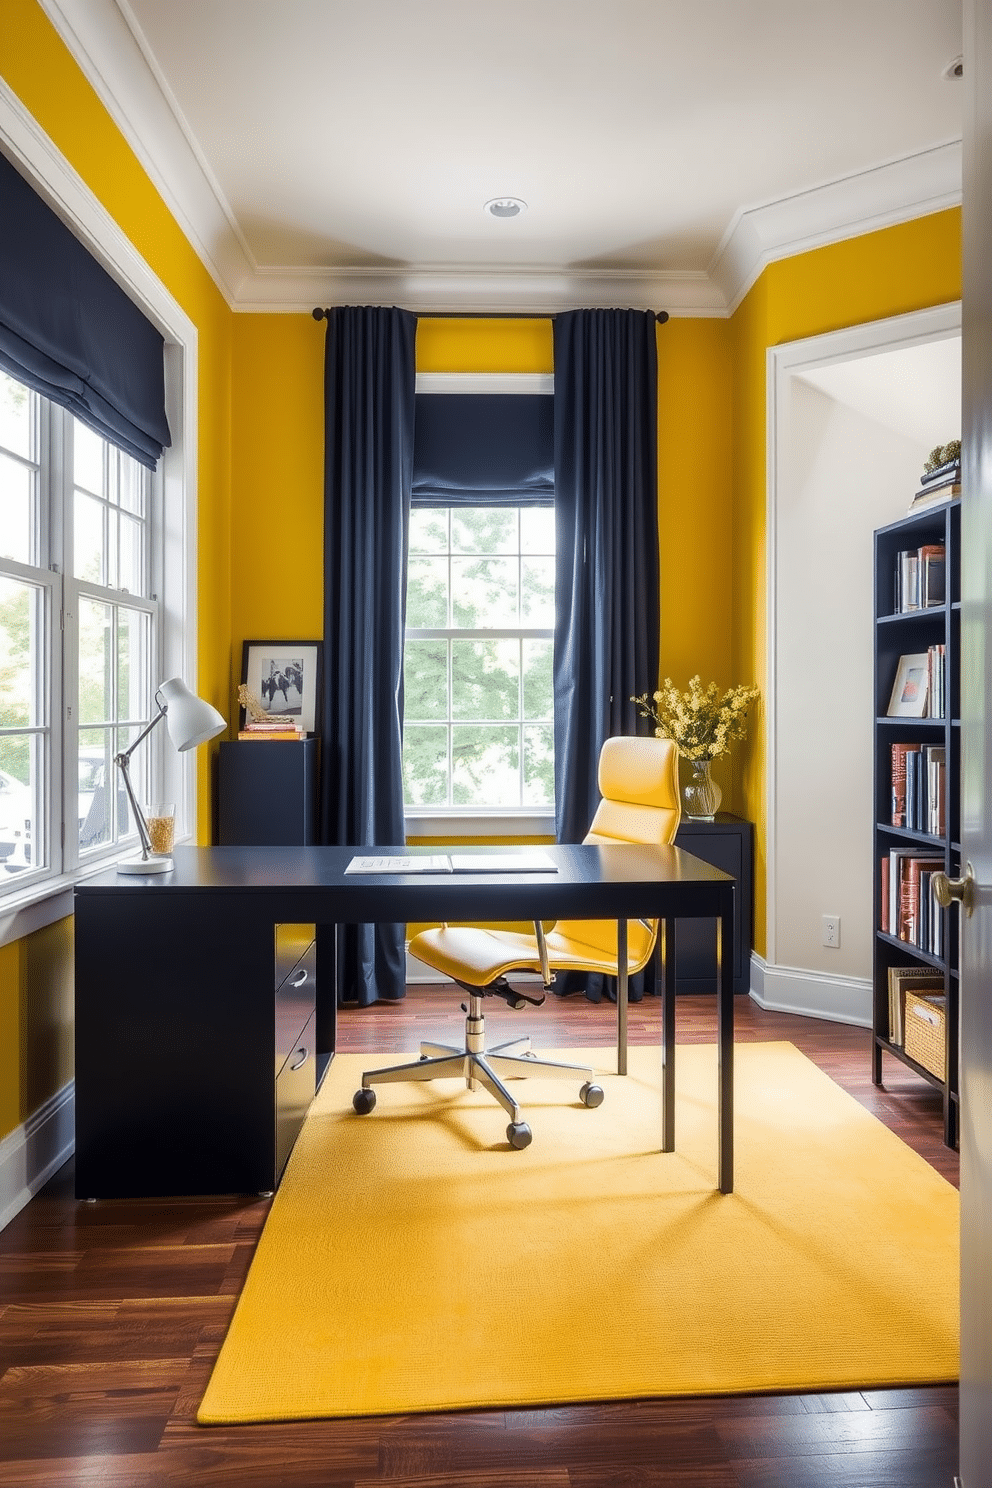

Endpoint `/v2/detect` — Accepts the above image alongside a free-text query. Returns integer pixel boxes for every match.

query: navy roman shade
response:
[0,151,171,468]
[412,392,553,506]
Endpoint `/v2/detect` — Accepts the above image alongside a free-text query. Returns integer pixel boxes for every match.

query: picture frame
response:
[887,653,930,718]
[239,641,323,734]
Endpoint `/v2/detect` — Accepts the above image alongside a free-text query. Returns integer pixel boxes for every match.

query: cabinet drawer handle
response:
[288,968,309,987]
[290,1045,309,1071]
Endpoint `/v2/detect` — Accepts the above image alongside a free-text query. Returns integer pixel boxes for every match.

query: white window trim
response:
[0,80,199,943]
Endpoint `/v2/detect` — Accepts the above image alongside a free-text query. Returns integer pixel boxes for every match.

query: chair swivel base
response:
[353,993,604,1149]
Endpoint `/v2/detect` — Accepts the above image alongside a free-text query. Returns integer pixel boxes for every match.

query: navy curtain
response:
[552,308,661,1001]
[320,306,417,1004]
[0,151,170,468]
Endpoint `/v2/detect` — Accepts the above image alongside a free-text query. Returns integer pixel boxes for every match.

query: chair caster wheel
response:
[510,998,528,1010]
[507,1121,533,1149]
[580,1081,605,1108]
[353,1088,377,1114]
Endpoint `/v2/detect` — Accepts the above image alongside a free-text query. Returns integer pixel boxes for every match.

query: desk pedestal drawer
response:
[276,1011,316,1179]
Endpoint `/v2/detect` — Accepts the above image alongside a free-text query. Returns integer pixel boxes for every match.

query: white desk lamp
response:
[115,677,226,875]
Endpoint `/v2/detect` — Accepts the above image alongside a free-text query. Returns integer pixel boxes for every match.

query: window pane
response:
[520,506,555,554]
[0,575,44,728]
[404,639,448,720]
[522,640,553,720]
[409,507,448,554]
[406,557,448,627]
[0,371,34,460]
[523,725,555,806]
[77,728,117,851]
[0,451,36,565]
[451,507,517,555]
[452,638,519,720]
[118,607,151,725]
[119,452,145,516]
[452,726,518,806]
[74,491,105,584]
[73,420,104,496]
[78,598,113,724]
[451,557,517,627]
[521,557,555,626]
[402,725,448,806]
[118,513,143,594]
[0,735,40,874]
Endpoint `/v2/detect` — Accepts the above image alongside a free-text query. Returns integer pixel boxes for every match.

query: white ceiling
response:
[41,0,963,313]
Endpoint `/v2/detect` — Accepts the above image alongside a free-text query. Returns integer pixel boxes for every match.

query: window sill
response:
[0,840,188,947]
[405,810,555,840]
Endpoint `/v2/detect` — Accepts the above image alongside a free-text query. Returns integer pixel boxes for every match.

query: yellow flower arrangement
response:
[631,676,760,762]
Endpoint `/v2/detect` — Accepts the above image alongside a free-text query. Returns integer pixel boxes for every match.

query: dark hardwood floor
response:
[0,989,959,1486]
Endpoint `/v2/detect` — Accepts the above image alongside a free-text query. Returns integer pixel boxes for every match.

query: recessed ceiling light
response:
[942,54,963,80]
[484,197,527,219]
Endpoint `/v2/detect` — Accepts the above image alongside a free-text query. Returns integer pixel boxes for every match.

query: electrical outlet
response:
[822,914,840,948]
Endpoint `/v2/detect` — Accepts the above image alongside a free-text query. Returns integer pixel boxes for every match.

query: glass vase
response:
[683,758,722,820]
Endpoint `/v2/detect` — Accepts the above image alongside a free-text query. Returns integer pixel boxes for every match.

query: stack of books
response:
[880,849,946,957]
[890,741,946,836]
[237,718,307,741]
[908,459,960,512]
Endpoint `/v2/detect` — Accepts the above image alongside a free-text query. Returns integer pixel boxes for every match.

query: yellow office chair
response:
[352,735,681,1149]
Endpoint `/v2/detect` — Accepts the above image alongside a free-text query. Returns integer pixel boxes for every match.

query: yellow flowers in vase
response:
[631,676,760,820]
[631,676,760,761]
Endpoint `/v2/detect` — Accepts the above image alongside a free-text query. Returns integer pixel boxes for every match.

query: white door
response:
[958,2,992,1480]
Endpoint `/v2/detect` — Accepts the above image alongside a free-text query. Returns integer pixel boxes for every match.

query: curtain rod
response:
[312,307,670,324]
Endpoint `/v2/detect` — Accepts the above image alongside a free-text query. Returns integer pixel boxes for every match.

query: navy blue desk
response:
[73,843,736,1197]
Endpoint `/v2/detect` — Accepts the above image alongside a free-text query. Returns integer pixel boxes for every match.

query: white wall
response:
[762,314,961,1025]
[776,381,928,977]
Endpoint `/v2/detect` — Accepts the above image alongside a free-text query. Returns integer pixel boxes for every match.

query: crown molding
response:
[37,1,964,319]
[37,0,252,303]
[711,140,963,314]
[248,265,725,318]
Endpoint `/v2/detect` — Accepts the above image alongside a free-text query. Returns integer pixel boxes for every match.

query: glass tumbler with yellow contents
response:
[144,803,175,859]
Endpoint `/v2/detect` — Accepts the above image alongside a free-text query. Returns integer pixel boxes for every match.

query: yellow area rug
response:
[197,1041,959,1423]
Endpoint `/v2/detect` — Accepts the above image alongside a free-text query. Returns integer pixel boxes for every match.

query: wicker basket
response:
[904,990,947,1079]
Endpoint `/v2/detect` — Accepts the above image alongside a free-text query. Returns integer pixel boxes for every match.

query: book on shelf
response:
[887,964,944,1045]
[237,726,307,740]
[894,543,945,611]
[883,848,944,949]
[908,480,960,513]
[919,458,960,488]
[894,740,946,836]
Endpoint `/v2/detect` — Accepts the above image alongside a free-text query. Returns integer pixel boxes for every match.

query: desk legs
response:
[617,919,628,1075]
[718,897,735,1195]
[661,917,676,1153]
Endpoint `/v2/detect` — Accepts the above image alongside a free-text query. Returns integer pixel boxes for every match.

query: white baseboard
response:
[0,1080,74,1231]
[748,954,871,1027]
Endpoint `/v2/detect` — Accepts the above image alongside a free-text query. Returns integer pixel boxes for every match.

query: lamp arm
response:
[114,698,167,860]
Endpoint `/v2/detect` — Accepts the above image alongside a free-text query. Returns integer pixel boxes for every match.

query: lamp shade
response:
[158,677,226,751]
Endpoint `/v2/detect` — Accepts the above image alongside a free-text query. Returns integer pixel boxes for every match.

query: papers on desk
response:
[449,852,557,873]
[343,851,557,875]
[344,855,452,874]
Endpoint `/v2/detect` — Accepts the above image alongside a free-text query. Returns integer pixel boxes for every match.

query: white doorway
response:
[762,303,961,1024]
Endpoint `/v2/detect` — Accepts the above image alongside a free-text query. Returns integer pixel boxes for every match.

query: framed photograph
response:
[240,641,323,733]
[887,653,929,718]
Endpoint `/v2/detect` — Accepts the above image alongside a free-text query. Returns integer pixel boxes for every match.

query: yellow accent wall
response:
[730,209,962,956]
[1,0,234,1139]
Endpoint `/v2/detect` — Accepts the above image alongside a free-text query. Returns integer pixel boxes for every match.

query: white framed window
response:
[0,115,199,932]
[403,504,555,815]
[0,370,162,891]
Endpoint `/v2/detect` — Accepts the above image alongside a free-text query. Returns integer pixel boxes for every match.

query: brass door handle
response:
[933,862,975,916]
